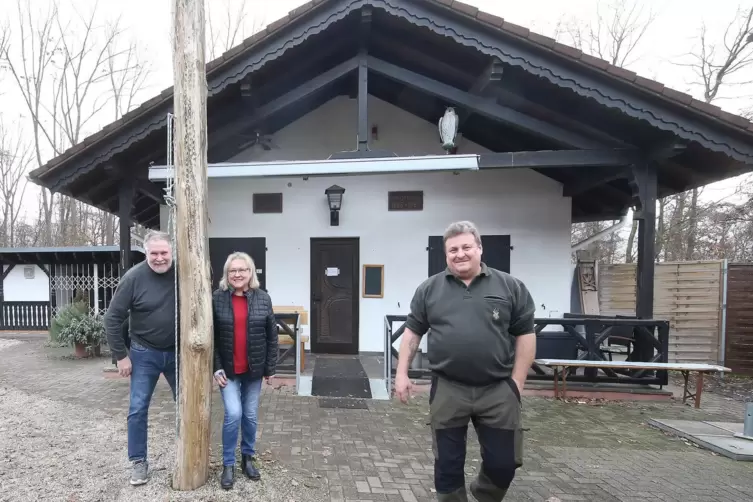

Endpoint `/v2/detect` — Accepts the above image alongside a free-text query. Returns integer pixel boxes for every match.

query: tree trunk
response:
[625,221,637,263]
[655,199,666,260]
[684,188,699,260]
[171,0,213,491]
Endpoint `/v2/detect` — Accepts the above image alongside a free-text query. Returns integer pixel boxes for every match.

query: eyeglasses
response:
[228,268,250,275]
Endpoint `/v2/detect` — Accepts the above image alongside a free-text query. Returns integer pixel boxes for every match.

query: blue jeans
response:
[127,340,177,462]
[219,373,263,465]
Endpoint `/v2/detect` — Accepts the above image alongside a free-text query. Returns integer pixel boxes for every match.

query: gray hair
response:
[443,220,482,246]
[218,251,261,291]
[143,230,172,250]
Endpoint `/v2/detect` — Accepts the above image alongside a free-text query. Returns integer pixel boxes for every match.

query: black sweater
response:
[104,261,177,360]
[212,288,278,380]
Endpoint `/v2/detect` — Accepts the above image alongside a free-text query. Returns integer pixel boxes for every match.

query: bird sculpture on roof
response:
[438,106,459,153]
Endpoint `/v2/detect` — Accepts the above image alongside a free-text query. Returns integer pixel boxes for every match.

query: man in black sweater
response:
[105,230,177,487]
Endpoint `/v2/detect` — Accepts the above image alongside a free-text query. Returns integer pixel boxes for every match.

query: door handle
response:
[312,295,321,302]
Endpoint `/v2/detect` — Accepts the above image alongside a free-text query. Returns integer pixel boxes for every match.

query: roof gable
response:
[26,0,753,227]
[30,0,753,186]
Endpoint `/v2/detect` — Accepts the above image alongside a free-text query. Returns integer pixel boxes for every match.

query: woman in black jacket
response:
[212,251,278,490]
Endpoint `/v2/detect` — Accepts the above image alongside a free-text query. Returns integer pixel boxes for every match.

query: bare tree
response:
[556,0,656,264]
[671,6,753,260]
[1,0,152,246]
[555,0,656,67]
[206,0,265,60]
[0,117,33,246]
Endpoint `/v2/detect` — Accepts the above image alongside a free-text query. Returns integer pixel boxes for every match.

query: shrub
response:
[49,299,89,344]
[56,313,107,350]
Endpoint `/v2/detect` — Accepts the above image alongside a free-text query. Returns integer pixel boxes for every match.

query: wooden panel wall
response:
[725,264,753,375]
[599,261,723,364]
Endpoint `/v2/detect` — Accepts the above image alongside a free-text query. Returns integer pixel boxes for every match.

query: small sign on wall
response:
[362,264,384,298]
[388,191,423,211]
[23,266,34,279]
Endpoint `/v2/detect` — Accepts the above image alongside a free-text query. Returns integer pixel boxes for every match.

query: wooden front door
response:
[310,238,359,354]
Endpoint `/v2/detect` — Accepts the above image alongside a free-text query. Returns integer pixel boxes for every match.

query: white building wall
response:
[161,95,571,353]
[227,95,492,162]
[3,265,49,302]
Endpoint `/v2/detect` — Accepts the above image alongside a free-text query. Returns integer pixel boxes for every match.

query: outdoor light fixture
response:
[325,184,345,226]
[438,106,459,152]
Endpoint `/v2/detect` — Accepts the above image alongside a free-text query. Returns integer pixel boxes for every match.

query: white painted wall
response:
[3,265,49,302]
[161,95,573,353]
[227,95,492,162]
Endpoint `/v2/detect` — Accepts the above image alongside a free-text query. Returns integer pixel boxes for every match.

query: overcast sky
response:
[1,0,751,217]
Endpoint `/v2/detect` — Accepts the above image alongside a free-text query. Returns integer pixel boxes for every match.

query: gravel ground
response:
[0,340,328,502]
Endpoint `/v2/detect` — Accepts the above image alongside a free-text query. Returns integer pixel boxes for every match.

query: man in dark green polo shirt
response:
[395,221,537,502]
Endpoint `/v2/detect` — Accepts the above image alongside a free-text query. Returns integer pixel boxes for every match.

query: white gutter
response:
[148,154,480,181]
[571,207,634,252]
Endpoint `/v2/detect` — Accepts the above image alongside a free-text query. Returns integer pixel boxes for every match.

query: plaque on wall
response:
[388,191,423,211]
[362,264,384,298]
[253,193,283,213]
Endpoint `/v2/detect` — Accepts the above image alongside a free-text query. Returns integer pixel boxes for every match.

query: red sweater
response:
[231,294,249,374]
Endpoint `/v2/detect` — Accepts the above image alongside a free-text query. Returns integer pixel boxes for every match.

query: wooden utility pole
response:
[171,0,213,491]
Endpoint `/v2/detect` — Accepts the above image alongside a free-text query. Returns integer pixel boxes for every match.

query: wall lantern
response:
[325,184,345,226]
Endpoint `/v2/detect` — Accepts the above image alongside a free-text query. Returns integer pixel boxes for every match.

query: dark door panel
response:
[310,238,359,354]
[208,237,266,291]
[428,234,511,276]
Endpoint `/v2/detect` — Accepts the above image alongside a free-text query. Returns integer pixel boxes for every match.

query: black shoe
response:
[241,454,261,481]
[220,465,234,490]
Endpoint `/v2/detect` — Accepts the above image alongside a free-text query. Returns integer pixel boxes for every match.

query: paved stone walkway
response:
[1,338,752,501]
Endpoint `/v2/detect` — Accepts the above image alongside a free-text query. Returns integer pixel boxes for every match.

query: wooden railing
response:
[1,301,51,330]
[275,312,301,375]
[384,314,670,386]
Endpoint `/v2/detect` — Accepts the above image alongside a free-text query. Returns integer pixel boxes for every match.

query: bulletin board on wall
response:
[362,264,384,298]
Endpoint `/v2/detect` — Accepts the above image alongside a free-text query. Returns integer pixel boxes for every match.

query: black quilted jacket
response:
[212,288,278,380]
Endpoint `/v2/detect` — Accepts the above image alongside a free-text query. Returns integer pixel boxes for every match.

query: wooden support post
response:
[632,161,657,319]
[118,181,135,276]
[356,6,371,152]
[171,0,213,491]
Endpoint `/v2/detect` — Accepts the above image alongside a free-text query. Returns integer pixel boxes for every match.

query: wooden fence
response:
[599,261,723,364]
[0,301,51,331]
[724,264,753,375]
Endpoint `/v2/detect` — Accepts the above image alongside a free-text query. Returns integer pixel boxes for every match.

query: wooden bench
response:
[534,358,731,408]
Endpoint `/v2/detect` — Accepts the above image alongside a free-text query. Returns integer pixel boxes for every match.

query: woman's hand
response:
[214,369,228,388]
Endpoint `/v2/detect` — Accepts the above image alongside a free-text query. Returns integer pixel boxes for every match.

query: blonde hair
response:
[218,251,260,291]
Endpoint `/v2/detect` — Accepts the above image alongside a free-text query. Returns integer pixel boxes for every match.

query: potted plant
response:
[56,312,108,358]
[49,299,89,346]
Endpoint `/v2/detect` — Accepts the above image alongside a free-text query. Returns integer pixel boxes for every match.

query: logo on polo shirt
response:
[492,308,500,321]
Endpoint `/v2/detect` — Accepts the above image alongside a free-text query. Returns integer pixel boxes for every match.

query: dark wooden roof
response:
[0,246,145,265]
[27,0,753,226]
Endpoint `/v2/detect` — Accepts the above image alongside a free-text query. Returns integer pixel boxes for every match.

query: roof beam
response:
[457,58,504,128]
[136,180,164,204]
[370,33,632,149]
[563,168,630,197]
[478,149,639,169]
[208,56,359,161]
[397,0,753,162]
[366,56,606,149]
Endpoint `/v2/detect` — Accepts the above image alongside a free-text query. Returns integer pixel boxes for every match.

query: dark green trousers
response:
[429,374,523,502]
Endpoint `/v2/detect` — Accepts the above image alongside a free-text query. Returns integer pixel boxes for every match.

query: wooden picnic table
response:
[534,359,731,408]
